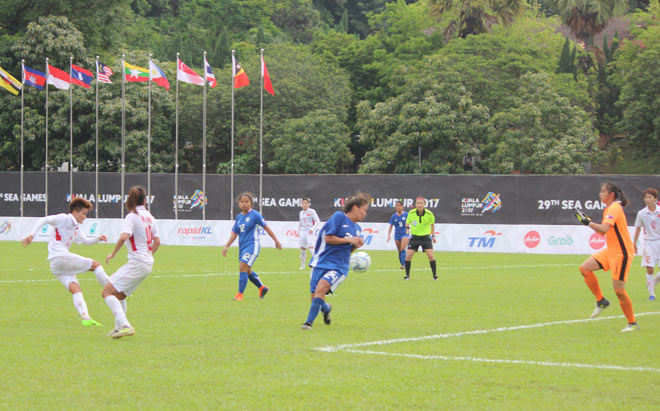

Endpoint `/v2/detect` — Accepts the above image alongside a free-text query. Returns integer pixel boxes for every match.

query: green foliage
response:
[557,37,576,74]
[556,0,628,45]
[481,72,601,174]
[428,0,527,39]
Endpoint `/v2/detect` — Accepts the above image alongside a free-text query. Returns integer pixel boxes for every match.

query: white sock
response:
[647,273,655,296]
[94,266,110,286]
[655,273,660,287]
[120,299,127,314]
[105,295,130,329]
[300,249,306,266]
[72,292,90,320]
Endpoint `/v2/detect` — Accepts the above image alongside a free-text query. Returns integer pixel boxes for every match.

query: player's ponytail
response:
[126,185,147,213]
[603,181,629,207]
[343,192,371,213]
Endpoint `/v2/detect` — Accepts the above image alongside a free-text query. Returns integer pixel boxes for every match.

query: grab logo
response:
[524,231,540,248]
[589,233,606,250]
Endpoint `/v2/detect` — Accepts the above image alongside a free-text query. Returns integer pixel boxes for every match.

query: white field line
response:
[340,349,660,373]
[0,263,575,284]
[316,311,660,353]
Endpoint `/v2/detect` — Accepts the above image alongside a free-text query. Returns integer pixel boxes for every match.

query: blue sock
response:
[248,272,263,288]
[320,300,330,313]
[238,272,248,293]
[399,250,406,265]
[306,297,324,325]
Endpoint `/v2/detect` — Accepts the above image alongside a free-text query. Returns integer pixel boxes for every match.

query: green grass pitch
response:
[1,241,659,409]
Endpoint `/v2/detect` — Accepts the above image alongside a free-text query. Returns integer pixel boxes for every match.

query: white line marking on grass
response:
[0,263,575,284]
[340,349,660,373]
[316,311,660,353]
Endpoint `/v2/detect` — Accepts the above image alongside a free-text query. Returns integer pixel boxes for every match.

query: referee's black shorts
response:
[408,235,433,251]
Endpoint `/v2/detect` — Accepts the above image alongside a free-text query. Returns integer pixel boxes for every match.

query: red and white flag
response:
[204,56,217,88]
[177,58,204,86]
[47,64,70,90]
[262,56,274,96]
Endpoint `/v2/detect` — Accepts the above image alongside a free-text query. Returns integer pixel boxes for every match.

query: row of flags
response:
[0,54,274,95]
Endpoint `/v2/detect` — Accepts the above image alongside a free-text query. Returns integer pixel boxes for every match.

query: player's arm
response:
[22,215,58,247]
[106,232,130,264]
[75,233,107,245]
[574,208,609,233]
[325,235,363,249]
[151,236,161,255]
[222,232,238,257]
[263,225,282,250]
[387,224,393,242]
[633,227,641,254]
[431,223,436,243]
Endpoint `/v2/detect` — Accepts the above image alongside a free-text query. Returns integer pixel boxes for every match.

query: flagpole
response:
[148,54,152,212]
[202,51,207,221]
[175,53,179,220]
[45,58,49,216]
[95,56,99,218]
[121,54,126,218]
[69,56,73,199]
[259,49,264,214]
[20,59,24,217]
[230,50,235,221]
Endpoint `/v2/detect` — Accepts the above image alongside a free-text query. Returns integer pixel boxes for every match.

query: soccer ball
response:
[349,251,371,272]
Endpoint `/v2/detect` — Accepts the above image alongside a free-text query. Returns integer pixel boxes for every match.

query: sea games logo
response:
[461,192,502,217]
[0,220,11,235]
[589,233,606,250]
[524,230,540,248]
[174,189,207,213]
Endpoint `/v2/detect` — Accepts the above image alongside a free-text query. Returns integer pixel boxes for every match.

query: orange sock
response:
[580,267,604,301]
[615,289,636,324]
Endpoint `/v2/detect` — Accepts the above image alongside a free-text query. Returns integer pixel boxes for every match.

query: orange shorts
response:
[593,249,632,281]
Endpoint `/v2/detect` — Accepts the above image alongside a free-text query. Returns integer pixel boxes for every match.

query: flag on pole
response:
[47,64,70,90]
[232,55,249,88]
[123,61,149,82]
[204,56,217,88]
[0,65,21,95]
[96,61,113,83]
[177,58,204,85]
[23,64,46,90]
[71,64,93,89]
[149,60,170,90]
[261,56,274,96]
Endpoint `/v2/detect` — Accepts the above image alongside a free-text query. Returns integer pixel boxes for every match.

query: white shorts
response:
[50,254,93,289]
[642,240,660,268]
[299,230,316,249]
[109,260,153,297]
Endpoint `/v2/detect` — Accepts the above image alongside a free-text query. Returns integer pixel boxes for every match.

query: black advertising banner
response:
[0,172,658,224]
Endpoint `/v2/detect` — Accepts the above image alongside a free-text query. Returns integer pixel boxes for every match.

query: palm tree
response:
[556,0,627,50]
[428,0,526,40]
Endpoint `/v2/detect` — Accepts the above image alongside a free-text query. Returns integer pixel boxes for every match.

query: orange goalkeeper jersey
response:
[602,201,634,256]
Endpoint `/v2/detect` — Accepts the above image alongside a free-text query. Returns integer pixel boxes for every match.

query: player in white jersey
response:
[633,188,660,300]
[298,198,321,269]
[21,197,109,326]
[103,186,160,338]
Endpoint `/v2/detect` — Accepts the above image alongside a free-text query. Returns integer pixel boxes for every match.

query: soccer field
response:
[1,241,659,409]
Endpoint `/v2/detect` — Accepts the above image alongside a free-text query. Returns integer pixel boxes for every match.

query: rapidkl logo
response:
[0,220,11,235]
[360,228,380,245]
[177,226,213,236]
[286,229,299,239]
[524,230,540,248]
[589,233,606,250]
[468,230,502,248]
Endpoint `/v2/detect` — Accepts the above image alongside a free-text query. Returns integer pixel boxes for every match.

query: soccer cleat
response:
[323,304,332,325]
[232,293,244,301]
[621,322,639,332]
[81,318,103,327]
[107,328,119,337]
[650,295,656,301]
[300,265,305,270]
[589,298,610,319]
[404,275,410,280]
[111,326,135,339]
[259,286,269,299]
[301,322,313,330]
[433,276,438,281]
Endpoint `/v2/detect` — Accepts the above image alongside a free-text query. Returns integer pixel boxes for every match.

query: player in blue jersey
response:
[222,192,282,301]
[387,200,409,269]
[302,193,370,330]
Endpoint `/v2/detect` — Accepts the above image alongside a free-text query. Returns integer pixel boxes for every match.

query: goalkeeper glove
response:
[573,208,592,226]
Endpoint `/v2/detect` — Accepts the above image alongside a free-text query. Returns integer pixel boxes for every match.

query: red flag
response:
[261,56,274,96]
[232,55,249,89]
[47,64,70,90]
[71,64,93,89]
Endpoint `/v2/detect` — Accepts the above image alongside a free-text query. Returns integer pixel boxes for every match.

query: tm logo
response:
[360,228,380,245]
[468,230,502,248]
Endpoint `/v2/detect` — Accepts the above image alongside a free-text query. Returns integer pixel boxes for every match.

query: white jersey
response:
[30,213,98,261]
[299,208,320,231]
[634,206,660,241]
[121,206,159,264]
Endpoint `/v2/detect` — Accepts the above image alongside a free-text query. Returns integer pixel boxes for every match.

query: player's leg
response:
[423,238,437,280]
[579,252,609,318]
[299,232,308,269]
[102,262,150,338]
[404,238,417,279]
[303,269,341,329]
[399,236,409,269]
[89,260,110,287]
[644,242,659,300]
[51,255,101,325]
[645,266,655,300]
[395,239,404,268]
[611,258,638,331]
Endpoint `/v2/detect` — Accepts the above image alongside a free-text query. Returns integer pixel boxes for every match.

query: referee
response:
[404,196,437,280]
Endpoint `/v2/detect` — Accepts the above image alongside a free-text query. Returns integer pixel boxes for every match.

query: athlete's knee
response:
[90,260,101,270]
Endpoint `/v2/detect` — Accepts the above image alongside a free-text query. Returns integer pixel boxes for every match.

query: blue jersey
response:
[389,211,408,239]
[232,209,267,253]
[309,211,361,275]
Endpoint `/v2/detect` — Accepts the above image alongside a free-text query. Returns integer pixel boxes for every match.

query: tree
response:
[428,0,526,39]
[556,0,627,52]
[481,72,601,174]
[266,110,353,173]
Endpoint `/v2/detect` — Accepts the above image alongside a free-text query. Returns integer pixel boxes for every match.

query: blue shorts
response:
[309,267,347,294]
[238,246,259,267]
[394,233,409,242]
